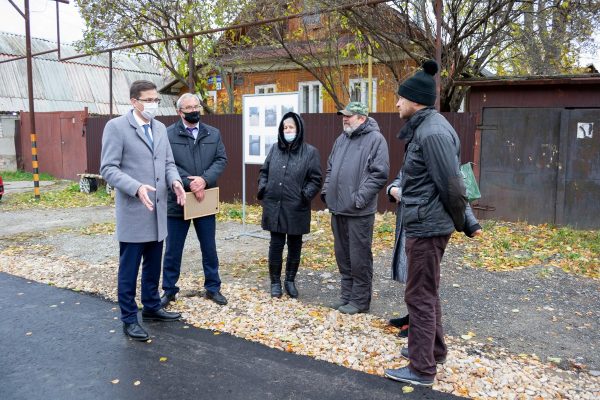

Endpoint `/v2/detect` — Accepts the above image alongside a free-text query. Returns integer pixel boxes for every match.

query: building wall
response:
[0,115,18,171]
[207,60,415,114]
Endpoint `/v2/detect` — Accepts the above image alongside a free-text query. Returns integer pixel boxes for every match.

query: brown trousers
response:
[404,234,451,377]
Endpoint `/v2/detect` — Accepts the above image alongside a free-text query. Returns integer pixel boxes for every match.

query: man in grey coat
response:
[384,61,468,386]
[101,80,186,341]
[321,102,389,315]
[161,93,228,307]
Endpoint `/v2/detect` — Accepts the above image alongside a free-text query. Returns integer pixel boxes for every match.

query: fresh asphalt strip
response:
[0,272,464,400]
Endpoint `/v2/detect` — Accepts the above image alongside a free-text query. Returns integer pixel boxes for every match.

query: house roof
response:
[0,32,177,115]
[455,74,600,87]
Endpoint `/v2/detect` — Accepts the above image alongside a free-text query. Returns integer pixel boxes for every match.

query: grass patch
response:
[454,220,599,279]
[0,182,113,211]
[0,170,55,181]
[217,202,262,224]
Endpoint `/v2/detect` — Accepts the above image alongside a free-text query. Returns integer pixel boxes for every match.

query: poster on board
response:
[243,92,299,165]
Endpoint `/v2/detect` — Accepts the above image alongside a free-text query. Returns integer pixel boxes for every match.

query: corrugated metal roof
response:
[0,32,177,115]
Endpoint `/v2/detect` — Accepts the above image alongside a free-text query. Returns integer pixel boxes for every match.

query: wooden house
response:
[160,1,417,114]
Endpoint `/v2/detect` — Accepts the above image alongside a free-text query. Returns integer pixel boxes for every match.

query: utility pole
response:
[24,0,40,199]
[7,0,70,200]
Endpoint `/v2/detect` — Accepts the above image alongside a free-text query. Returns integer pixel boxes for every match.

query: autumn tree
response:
[337,0,600,110]
[330,0,523,111]
[76,0,247,112]
[492,0,600,75]
[215,0,376,110]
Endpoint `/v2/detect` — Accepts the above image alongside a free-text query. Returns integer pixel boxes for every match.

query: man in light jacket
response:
[101,80,186,341]
[321,102,389,315]
[384,61,468,386]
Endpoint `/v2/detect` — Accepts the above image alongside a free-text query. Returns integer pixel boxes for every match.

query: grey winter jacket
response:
[100,111,181,243]
[166,119,228,217]
[399,108,468,237]
[322,117,389,216]
[257,112,322,235]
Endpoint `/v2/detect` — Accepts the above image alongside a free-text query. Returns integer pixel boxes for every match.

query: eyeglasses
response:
[137,98,161,104]
[180,105,201,112]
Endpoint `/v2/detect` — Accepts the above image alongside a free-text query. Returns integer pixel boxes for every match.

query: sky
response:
[1,0,85,44]
[0,0,598,67]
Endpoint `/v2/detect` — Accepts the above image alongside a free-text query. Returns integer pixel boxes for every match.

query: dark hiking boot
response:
[284,261,300,298]
[268,262,283,298]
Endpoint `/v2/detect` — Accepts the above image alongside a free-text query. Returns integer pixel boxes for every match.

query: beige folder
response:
[184,187,220,220]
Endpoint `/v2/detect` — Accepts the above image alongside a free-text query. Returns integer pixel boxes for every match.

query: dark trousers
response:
[331,214,375,311]
[163,215,221,296]
[118,240,163,324]
[269,232,303,264]
[404,234,451,377]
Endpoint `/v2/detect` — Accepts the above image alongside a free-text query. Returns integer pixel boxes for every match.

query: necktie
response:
[143,124,153,148]
[186,127,196,139]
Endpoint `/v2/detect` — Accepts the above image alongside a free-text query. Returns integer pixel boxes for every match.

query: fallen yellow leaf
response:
[159,357,168,362]
[402,386,414,394]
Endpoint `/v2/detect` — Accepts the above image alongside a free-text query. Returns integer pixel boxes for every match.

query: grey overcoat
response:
[100,110,181,243]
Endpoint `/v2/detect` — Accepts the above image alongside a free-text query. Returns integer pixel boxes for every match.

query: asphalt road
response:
[0,272,464,400]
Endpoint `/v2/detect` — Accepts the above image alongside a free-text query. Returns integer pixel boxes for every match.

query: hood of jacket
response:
[278,112,305,152]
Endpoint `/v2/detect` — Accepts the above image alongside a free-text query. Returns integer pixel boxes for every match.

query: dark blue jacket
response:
[166,119,227,217]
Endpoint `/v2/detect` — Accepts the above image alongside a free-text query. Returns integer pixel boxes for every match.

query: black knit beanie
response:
[397,60,438,106]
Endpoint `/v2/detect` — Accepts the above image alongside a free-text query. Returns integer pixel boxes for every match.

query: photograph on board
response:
[249,107,260,127]
[265,106,277,127]
[249,135,261,156]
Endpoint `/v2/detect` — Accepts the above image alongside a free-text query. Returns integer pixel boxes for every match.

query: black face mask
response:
[183,111,201,124]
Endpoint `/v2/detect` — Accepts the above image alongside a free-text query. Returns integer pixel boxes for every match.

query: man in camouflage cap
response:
[321,102,389,315]
[336,101,369,117]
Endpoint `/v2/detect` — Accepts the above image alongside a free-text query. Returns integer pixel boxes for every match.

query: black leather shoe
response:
[142,308,181,322]
[389,315,409,328]
[206,291,228,305]
[123,322,149,341]
[160,293,176,308]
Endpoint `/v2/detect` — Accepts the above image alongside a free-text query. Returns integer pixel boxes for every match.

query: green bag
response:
[460,162,481,202]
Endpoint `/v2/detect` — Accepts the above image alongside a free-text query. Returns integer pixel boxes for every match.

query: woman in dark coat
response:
[257,112,322,298]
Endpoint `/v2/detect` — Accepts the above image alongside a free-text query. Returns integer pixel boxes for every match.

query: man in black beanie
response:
[384,61,468,386]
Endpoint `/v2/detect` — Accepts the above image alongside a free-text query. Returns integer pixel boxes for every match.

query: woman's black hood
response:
[277,111,305,152]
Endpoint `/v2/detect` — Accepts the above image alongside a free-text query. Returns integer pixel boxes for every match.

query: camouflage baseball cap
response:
[337,102,369,117]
